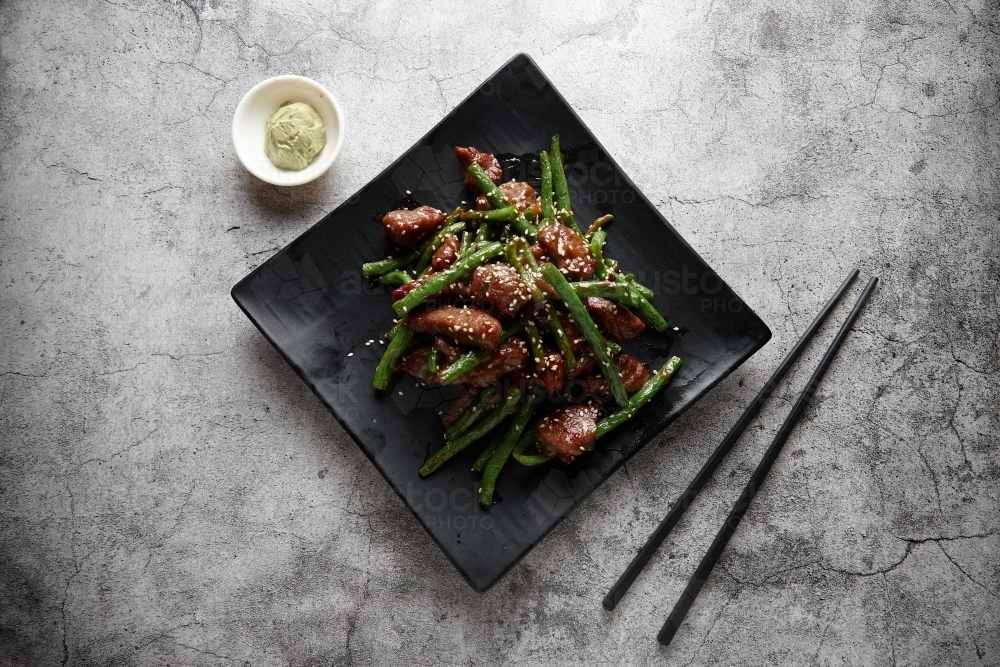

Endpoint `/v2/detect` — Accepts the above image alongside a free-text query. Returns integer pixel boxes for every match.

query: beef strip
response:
[537,223,596,279]
[430,234,461,271]
[462,337,529,388]
[454,146,503,192]
[584,296,646,343]
[395,345,438,386]
[468,263,531,319]
[381,206,446,248]
[475,181,542,216]
[536,404,602,463]
[407,306,502,349]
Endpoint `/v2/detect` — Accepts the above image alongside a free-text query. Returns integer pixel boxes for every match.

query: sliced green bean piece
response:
[419,386,523,477]
[460,207,518,222]
[590,229,609,279]
[511,214,539,242]
[382,270,412,287]
[539,151,554,223]
[512,427,552,466]
[467,163,508,209]
[549,134,583,236]
[479,396,539,506]
[362,250,420,277]
[520,311,546,368]
[586,214,613,238]
[542,264,628,407]
[373,324,413,390]
[392,242,502,317]
[472,428,506,473]
[426,346,440,374]
[444,385,497,442]
[546,304,577,372]
[596,356,682,437]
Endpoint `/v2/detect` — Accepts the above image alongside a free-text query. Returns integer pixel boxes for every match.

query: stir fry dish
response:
[362,134,682,507]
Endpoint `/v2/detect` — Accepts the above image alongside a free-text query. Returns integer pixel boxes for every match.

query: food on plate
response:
[264,101,326,171]
[362,134,682,507]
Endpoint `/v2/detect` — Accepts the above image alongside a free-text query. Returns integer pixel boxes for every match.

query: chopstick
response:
[657,276,878,646]
[603,268,860,611]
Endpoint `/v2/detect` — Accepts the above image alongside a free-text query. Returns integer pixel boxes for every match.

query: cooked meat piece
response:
[431,234,461,271]
[381,206,446,248]
[440,388,500,427]
[580,353,650,396]
[616,353,650,394]
[537,223,596,279]
[536,350,566,393]
[475,181,542,216]
[469,263,531,319]
[557,311,587,351]
[536,404,602,463]
[454,146,503,192]
[530,243,547,262]
[462,337,529,388]
[433,335,465,363]
[395,345,438,386]
[584,297,645,343]
[408,306,502,349]
[566,351,597,379]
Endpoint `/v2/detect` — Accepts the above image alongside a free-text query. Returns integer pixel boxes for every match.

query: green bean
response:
[436,322,522,385]
[426,345,440,374]
[458,230,472,257]
[362,250,420,277]
[467,163,508,209]
[381,270,412,287]
[444,385,497,442]
[460,208,518,222]
[472,428,506,473]
[546,304,577,372]
[571,279,633,302]
[372,324,413,390]
[479,396,539,506]
[624,274,655,300]
[415,221,465,275]
[383,321,401,341]
[590,229,609,279]
[520,311,546,368]
[542,264,629,407]
[392,242,502,317]
[628,288,668,332]
[549,135,583,236]
[504,239,544,303]
[419,386,523,477]
[511,213,539,242]
[512,427,552,466]
[596,356,682,437]
[475,221,491,244]
[539,151,554,223]
[586,214,613,238]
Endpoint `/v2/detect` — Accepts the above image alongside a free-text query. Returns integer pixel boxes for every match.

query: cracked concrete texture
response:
[1,0,997,664]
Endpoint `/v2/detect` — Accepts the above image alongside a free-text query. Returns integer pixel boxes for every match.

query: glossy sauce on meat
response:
[536,404,602,463]
[431,234,460,271]
[469,263,531,319]
[557,311,586,351]
[462,337,529,388]
[381,206,446,248]
[584,297,646,342]
[395,345,438,386]
[454,146,503,192]
[475,181,541,216]
[579,353,650,396]
[537,223,596,279]
[408,306,502,349]
[536,350,566,393]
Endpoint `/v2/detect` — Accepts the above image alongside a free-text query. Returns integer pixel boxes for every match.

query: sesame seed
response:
[347,352,353,357]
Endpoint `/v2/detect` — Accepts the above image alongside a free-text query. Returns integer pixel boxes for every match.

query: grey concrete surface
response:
[1,0,998,665]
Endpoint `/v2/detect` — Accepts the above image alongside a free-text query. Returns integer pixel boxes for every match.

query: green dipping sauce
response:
[264,101,326,171]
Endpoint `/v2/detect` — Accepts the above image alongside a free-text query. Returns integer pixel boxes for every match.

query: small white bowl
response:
[232,75,345,187]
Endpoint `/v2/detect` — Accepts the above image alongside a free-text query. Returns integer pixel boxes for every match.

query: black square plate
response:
[232,53,771,592]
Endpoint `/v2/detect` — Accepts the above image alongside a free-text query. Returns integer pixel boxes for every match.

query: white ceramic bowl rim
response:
[232,75,345,187]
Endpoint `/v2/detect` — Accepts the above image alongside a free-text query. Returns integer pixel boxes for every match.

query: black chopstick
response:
[657,276,878,646]
[603,268,860,611]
